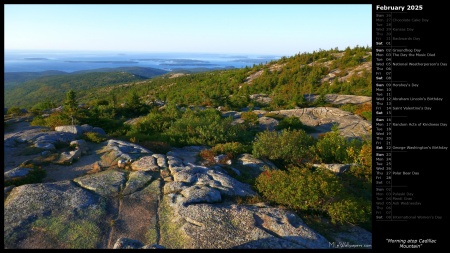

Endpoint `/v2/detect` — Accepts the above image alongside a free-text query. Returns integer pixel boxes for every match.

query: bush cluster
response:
[255,166,371,225]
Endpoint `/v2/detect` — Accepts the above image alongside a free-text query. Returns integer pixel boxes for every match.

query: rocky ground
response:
[4,107,372,249]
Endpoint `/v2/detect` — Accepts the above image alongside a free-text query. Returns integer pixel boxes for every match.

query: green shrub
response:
[7,106,23,115]
[83,132,106,143]
[30,100,57,114]
[255,167,340,212]
[255,166,371,225]
[275,116,315,133]
[240,111,259,126]
[39,113,73,130]
[30,116,47,127]
[252,129,316,165]
[314,126,362,164]
[314,94,328,106]
[328,197,371,225]
[339,104,358,114]
[211,142,251,156]
[354,102,372,122]
[164,108,238,147]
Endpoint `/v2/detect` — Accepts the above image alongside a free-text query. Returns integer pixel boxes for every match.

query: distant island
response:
[65,60,139,64]
[24,57,49,60]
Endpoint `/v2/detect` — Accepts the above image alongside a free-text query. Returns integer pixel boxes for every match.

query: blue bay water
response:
[4,50,281,73]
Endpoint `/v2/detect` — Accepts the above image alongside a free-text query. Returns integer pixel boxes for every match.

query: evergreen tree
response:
[64,89,78,125]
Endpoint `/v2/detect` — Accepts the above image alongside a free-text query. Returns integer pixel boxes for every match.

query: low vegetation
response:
[10,46,372,230]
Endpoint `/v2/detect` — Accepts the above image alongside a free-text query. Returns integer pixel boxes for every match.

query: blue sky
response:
[4,4,371,57]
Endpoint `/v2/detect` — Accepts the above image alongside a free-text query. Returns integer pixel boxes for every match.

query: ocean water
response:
[4,50,281,73]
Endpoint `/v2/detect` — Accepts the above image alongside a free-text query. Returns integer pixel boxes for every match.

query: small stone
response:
[118,159,126,168]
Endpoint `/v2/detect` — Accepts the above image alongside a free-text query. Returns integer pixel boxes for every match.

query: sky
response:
[4,4,371,57]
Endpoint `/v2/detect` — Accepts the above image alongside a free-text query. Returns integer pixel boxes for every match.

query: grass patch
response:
[30,199,107,249]
[145,227,158,245]
[264,112,285,121]
[159,195,189,249]
[83,132,107,143]
[233,195,265,205]
[32,216,101,248]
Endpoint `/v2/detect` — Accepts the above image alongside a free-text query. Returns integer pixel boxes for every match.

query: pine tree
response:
[64,89,78,125]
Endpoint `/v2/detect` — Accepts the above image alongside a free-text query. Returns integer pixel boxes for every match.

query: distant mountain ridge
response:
[4,67,168,108]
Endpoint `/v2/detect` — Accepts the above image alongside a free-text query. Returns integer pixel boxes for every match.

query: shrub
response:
[314,94,328,106]
[240,111,259,126]
[354,102,372,121]
[30,116,48,127]
[275,116,316,133]
[339,104,358,114]
[255,167,340,212]
[164,108,237,147]
[255,166,371,225]
[41,113,73,130]
[199,149,216,164]
[328,197,371,225]
[211,142,250,156]
[83,132,106,143]
[314,126,362,164]
[252,129,316,166]
[7,106,23,116]
[30,100,56,114]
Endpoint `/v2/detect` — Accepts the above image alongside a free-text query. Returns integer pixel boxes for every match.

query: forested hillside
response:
[4,67,168,108]
[89,46,371,111]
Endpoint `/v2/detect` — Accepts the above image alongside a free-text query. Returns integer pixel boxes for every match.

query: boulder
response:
[312,163,353,174]
[258,116,279,131]
[122,171,153,196]
[180,185,222,205]
[168,203,330,249]
[73,170,127,197]
[80,124,94,133]
[4,167,32,181]
[131,156,159,171]
[304,94,371,105]
[274,107,372,138]
[54,149,82,165]
[99,139,152,167]
[70,139,89,154]
[4,186,15,200]
[55,125,83,135]
[163,181,188,195]
[236,153,277,177]
[109,180,161,248]
[92,127,107,136]
[4,181,107,249]
[152,154,167,168]
[34,142,56,150]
